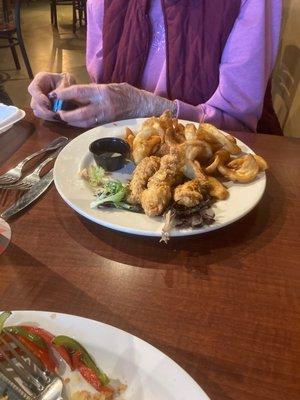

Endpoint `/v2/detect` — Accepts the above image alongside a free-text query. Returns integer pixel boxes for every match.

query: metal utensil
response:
[0,137,67,184]
[0,332,63,400]
[0,169,54,221]
[0,150,59,190]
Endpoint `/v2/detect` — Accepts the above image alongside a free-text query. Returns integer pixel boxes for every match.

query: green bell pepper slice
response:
[0,311,12,333]
[53,335,109,385]
[4,326,46,349]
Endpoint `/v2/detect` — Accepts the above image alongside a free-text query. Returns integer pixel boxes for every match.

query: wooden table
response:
[1,111,300,400]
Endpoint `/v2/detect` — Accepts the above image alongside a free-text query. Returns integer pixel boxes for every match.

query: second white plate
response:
[7,311,210,400]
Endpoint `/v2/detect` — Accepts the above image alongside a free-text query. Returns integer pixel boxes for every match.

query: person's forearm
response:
[132,88,177,119]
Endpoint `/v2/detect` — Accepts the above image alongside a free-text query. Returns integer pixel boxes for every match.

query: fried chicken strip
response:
[127,156,161,204]
[174,179,204,207]
[141,153,182,216]
[207,176,229,200]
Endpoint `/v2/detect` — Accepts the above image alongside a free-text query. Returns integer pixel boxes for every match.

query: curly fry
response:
[253,154,268,171]
[184,123,198,141]
[218,154,259,183]
[205,150,231,174]
[199,123,241,154]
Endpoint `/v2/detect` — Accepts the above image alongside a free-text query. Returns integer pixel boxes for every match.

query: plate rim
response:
[54,118,266,237]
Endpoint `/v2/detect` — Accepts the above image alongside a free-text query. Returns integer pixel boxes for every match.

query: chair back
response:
[0,0,14,25]
[273,45,300,129]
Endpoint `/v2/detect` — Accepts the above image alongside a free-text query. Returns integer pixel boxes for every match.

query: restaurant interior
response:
[0,1,299,400]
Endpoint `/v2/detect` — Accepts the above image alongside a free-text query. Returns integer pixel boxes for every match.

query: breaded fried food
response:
[218,154,260,183]
[205,149,231,174]
[127,156,161,204]
[142,110,173,136]
[199,123,241,154]
[183,160,208,186]
[253,154,268,171]
[132,128,161,164]
[141,153,182,216]
[184,140,213,162]
[124,127,135,151]
[184,123,198,141]
[206,176,229,200]
[141,183,172,217]
[174,179,204,207]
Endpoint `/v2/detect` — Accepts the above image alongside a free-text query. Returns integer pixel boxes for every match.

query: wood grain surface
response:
[1,111,300,400]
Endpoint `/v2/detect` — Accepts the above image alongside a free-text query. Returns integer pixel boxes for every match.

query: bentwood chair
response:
[0,0,33,79]
[50,0,86,33]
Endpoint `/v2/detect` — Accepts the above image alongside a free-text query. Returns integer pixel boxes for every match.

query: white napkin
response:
[0,103,20,126]
[0,103,26,134]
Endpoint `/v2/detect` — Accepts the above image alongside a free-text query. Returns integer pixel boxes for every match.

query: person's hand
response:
[28,72,76,120]
[50,83,177,128]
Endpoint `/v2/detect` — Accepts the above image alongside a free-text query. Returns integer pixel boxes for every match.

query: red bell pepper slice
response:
[72,352,113,395]
[22,325,73,369]
[16,334,56,372]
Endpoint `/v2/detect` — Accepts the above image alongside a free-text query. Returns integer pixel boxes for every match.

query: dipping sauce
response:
[89,138,130,171]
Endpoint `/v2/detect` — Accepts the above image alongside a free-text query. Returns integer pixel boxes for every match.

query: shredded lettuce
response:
[85,165,105,187]
[90,180,128,208]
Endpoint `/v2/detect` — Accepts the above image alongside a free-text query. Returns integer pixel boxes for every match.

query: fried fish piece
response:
[127,156,161,204]
[141,153,182,216]
[206,176,229,200]
[141,183,172,217]
[174,179,204,207]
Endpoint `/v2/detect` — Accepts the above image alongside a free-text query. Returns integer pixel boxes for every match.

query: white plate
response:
[54,118,266,238]
[7,311,210,400]
[0,105,26,135]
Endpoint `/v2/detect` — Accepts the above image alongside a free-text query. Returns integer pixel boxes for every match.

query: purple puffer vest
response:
[102,0,282,134]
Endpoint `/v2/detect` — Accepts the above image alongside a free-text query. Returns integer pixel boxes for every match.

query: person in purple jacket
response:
[28,0,282,133]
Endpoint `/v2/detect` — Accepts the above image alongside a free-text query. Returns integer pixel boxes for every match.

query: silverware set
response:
[0,137,68,220]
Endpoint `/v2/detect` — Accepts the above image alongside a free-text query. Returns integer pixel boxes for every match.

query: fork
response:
[0,332,63,400]
[0,137,68,185]
[0,150,60,191]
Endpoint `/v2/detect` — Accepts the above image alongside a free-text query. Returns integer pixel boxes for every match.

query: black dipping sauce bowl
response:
[89,137,130,171]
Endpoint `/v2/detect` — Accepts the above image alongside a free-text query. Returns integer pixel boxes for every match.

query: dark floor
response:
[0,0,89,107]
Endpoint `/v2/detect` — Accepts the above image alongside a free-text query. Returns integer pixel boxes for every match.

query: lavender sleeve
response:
[176,0,282,132]
[86,0,104,83]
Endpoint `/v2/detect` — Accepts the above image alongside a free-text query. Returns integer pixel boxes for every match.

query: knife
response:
[0,169,54,221]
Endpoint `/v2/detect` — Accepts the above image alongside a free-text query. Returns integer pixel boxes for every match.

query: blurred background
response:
[0,0,299,137]
[273,0,300,137]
